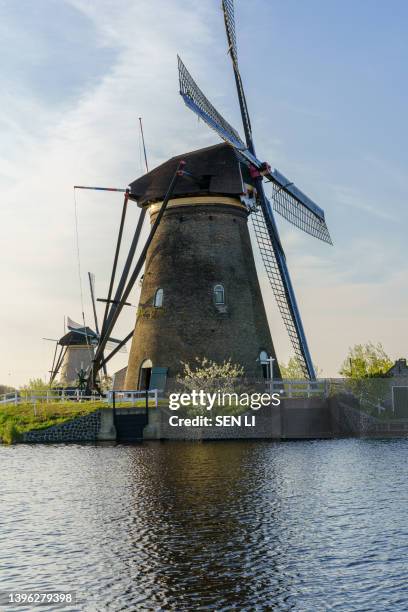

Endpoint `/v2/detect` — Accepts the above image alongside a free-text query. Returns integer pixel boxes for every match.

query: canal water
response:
[1,439,408,611]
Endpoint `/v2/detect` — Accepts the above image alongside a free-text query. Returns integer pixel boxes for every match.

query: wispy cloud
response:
[0,0,407,384]
[329,183,397,222]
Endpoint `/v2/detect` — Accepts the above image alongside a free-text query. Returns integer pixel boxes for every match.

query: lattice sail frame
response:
[269,170,332,244]
[178,56,331,244]
[222,0,238,66]
[222,0,253,149]
[178,56,245,151]
[250,205,310,378]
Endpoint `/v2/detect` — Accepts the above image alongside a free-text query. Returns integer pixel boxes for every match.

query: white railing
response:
[270,379,329,398]
[108,389,160,409]
[0,389,161,407]
[0,392,19,405]
[0,390,104,405]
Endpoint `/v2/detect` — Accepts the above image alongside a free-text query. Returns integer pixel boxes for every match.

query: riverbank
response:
[0,401,106,444]
[0,398,162,444]
[3,393,408,444]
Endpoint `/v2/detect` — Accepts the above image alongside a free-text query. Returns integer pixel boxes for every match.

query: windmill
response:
[87,3,332,389]
[175,0,332,379]
[49,321,97,386]
[46,274,127,386]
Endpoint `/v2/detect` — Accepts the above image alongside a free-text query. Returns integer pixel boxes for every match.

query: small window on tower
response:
[154,288,164,308]
[213,284,225,305]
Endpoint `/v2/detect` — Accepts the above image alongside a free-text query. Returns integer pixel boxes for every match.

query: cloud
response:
[0,0,406,385]
[328,183,397,222]
[0,0,223,385]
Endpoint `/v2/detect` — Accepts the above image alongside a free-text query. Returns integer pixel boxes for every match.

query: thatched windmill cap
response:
[128,143,246,207]
[58,328,97,346]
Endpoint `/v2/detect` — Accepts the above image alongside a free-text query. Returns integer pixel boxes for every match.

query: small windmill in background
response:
[45,273,127,387]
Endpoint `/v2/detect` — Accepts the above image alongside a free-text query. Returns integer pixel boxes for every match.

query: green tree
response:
[0,384,15,395]
[100,375,113,393]
[279,357,322,379]
[19,378,50,399]
[339,342,393,378]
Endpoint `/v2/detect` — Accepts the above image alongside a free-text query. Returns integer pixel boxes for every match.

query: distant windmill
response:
[47,273,126,386]
[49,321,97,386]
[175,0,332,378]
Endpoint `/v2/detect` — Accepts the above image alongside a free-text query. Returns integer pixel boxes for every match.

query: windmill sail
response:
[251,203,312,378]
[222,0,253,148]
[222,0,238,65]
[178,56,247,152]
[268,169,332,244]
[221,1,331,244]
[178,57,332,245]
[105,340,127,354]
[66,316,84,331]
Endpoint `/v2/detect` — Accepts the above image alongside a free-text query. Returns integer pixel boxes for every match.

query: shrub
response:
[1,421,22,445]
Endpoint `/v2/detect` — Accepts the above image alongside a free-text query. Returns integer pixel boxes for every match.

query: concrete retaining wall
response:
[144,397,332,440]
[20,395,408,443]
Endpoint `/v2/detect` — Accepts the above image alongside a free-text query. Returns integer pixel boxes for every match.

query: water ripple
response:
[0,439,408,610]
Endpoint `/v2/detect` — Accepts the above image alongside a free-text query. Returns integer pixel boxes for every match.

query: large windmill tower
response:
[124,143,279,389]
[91,0,332,391]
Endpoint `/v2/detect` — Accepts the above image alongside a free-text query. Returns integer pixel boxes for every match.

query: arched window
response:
[259,351,269,364]
[154,288,164,308]
[213,284,225,305]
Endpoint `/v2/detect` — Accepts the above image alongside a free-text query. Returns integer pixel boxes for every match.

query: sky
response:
[1,0,407,386]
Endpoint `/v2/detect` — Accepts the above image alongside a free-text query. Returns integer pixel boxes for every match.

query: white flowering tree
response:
[177,357,244,395]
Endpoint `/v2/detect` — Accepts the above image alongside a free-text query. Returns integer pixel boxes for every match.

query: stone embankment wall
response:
[22,410,116,443]
[331,395,408,437]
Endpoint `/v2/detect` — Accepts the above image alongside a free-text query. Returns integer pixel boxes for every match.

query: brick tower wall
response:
[124,197,277,388]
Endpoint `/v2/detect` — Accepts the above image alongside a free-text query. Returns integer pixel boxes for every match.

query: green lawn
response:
[0,399,165,444]
[0,401,106,444]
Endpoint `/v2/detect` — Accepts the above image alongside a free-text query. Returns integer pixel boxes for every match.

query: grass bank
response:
[0,399,165,444]
[0,401,106,444]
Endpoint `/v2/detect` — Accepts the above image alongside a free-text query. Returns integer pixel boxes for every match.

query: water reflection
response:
[1,440,408,610]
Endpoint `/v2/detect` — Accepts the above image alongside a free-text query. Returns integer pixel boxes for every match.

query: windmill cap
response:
[128,143,246,207]
[59,328,97,346]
